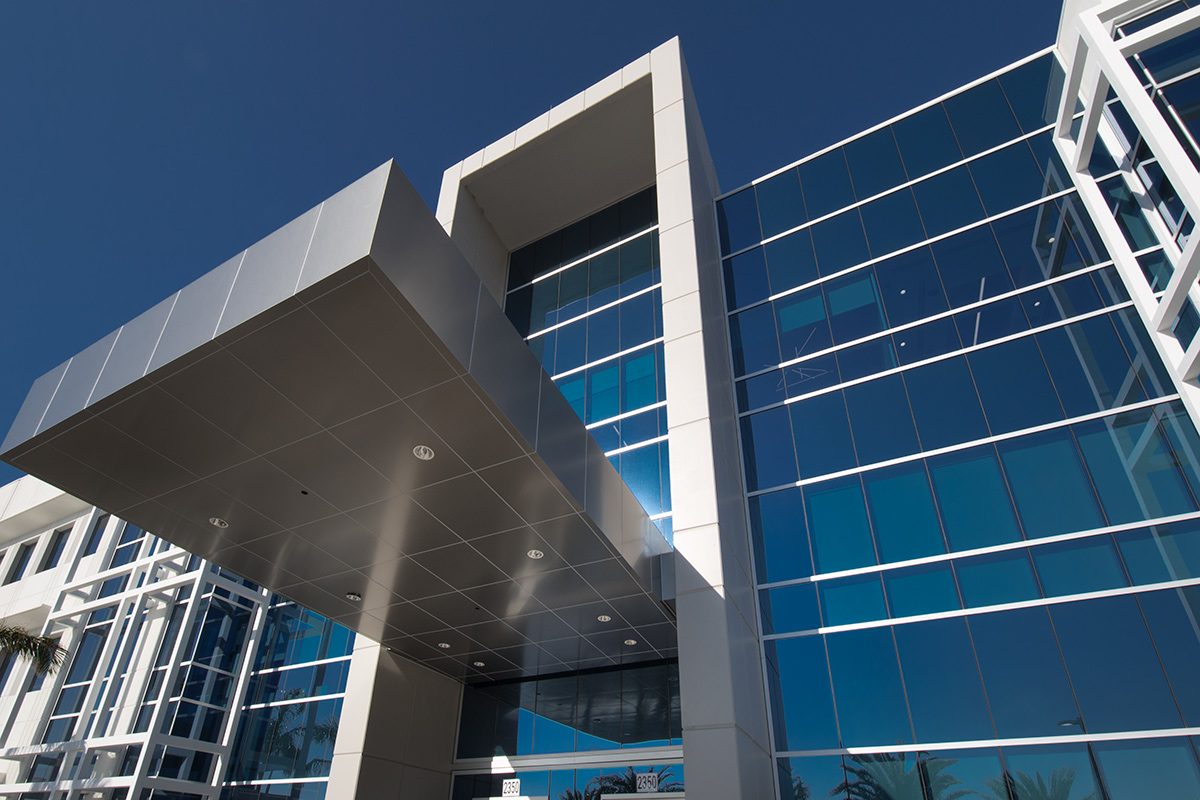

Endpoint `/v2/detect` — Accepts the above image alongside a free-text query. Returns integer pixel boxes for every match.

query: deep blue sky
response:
[0,1,1062,486]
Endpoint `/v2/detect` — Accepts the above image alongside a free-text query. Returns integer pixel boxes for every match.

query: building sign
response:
[636,773,658,793]
[502,778,521,797]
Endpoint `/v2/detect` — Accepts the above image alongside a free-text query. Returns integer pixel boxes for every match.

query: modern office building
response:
[4,0,1200,798]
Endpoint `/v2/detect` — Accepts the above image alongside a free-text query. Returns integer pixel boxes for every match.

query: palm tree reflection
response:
[556,765,683,798]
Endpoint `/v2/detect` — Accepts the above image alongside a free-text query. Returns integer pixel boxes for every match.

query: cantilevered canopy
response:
[2,162,674,683]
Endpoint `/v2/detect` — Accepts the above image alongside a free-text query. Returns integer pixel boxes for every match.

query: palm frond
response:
[0,624,66,674]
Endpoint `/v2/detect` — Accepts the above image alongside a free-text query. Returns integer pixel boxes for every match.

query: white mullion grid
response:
[727,186,1080,320]
[550,337,664,381]
[250,653,353,677]
[212,586,269,791]
[737,299,1136,421]
[244,691,347,711]
[746,392,1179,498]
[1117,4,1200,54]
[779,724,1200,759]
[585,400,667,431]
[763,574,1200,642]
[525,282,661,341]
[505,224,659,294]
[605,434,669,458]
[724,125,1063,266]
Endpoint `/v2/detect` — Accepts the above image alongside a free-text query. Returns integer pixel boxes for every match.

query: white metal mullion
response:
[1152,227,1200,329]
[211,586,270,793]
[84,592,151,740]
[1118,4,1200,54]
[1100,0,1179,25]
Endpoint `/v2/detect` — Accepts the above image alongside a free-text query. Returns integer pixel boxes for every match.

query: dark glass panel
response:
[505,285,533,338]
[956,549,1040,607]
[1033,536,1128,596]
[844,127,909,201]
[903,357,989,450]
[932,224,1014,307]
[1033,327,1108,418]
[529,275,560,334]
[777,757,848,800]
[1175,298,1200,349]
[943,79,1023,157]
[717,188,762,256]
[765,229,819,294]
[804,477,876,573]
[620,347,660,412]
[558,374,584,419]
[1139,26,1200,82]
[912,166,985,238]
[971,608,1079,738]
[997,428,1103,539]
[723,248,770,311]
[969,337,1061,435]
[894,316,962,365]
[873,247,949,327]
[783,354,841,398]
[1138,587,1200,726]
[508,245,537,290]
[737,370,786,413]
[883,562,959,617]
[756,168,806,238]
[929,446,1023,551]
[953,296,1029,347]
[730,303,780,376]
[559,265,589,324]
[619,232,655,296]
[998,54,1059,133]
[797,149,856,220]
[586,307,620,364]
[587,249,620,310]
[561,218,590,267]
[533,230,563,276]
[825,627,912,746]
[891,104,963,180]
[864,463,945,562]
[553,318,586,375]
[810,209,871,275]
[1138,248,1174,292]
[1100,176,1158,251]
[742,407,798,492]
[775,287,831,363]
[761,583,820,634]
[992,204,1061,288]
[619,186,656,237]
[1093,737,1200,800]
[843,374,919,465]
[1115,520,1200,584]
[619,291,655,351]
[589,203,620,252]
[769,637,839,751]
[819,574,887,626]
[619,442,664,515]
[1050,594,1182,732]
[894,618,994,741]
[790,392,857,478]
[968,140,1051,216]
[835,338,898,382]
[859,188,926,259]
[999,743,1103,799]
[824,271,887,345]
[586,364,620,424]
[750,487,812,585]
[1059,314,1145,410]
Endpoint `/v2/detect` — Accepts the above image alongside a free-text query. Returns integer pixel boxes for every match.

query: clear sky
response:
[0,0,1063,486]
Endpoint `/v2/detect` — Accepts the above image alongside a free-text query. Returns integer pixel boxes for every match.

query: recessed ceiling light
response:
[345,592,362,602]
[209,517,229,529]
[300,489,309,496]
[437,642,451,649]
[1048,236,1056,243]
[624,639,638,646]
[413,445,435,461]
[526,549,545,560]
[473,661,485,667]
[597,614,612,623]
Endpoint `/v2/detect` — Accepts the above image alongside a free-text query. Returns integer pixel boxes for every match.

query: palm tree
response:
[557,788,600,800]
[588,766,684,794]
[982,766,1096,800]
[0,624,65,674]
[833,753,972,800]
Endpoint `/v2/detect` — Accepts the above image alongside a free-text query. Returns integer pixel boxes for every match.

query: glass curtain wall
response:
[718,51,1200,800]
[503,187,673,540]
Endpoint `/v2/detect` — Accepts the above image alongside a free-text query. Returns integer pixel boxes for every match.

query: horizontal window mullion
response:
[505,225,658,294]
[525,283,661,341]
[551,338,664,381]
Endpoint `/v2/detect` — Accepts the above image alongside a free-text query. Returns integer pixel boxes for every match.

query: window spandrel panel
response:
[1032,536,1128,596]
[769,638,839,752]
[824,270,887,345]
[996,429,1104,540]
[797,149,856,220]
[790,391,857,478]
[1115,520,1200,584]
[872,246,949,328]
[943,79,1023,158]
[805,477,877,573]
[842,373,919,466]
[843,127,908,201]
[750,487,812,583]
[894,618,993,742]
[775,286,831,363]
[765,229,819,294]
[858,187,927,259]
[912,165,985,238]
[825,627,913,747]
[891,104,963,181]
[810,209,871,276]
[756,168,806,239]
[863,463,946,562]
[956,548,1040,608]
[929,446,1023,551]
[903,356,989,451]
[883,562,959,617]
[819,574,887,627]
[618,187,656,237]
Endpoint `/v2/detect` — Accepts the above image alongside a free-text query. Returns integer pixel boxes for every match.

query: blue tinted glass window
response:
[912,166,985,238]
[819,574,887,627]
[843,128,908,200]
[1138,588,1200,726]
[761,583,820,634]
[883,562,959,617]
[750,488,812,584]
[943,79,1023,157]
[723,248,770,310]
[778,757,847,800]
[1073,416,1149,525]
[969,338,1061,434]
[737,370,786,413]
[894,316,962,365]
[1000,743,1104,800]
[717,189,762,256]
[992,204,1062,288]
[873,247,949,327]
[863,463,945,562]
[932,224,1014,307]
[1117,520,1200,583]
[1100,176,1158,251]
[764,230,819,294]
[790,392,857,478]
[954,295,1030,347]
[968,139,1050,216]
[1033,536,1128,596]
[1033,326,1112,417]
[998,54,1060,133]
[776,287,831,363]
[588,250,620,309]
[769,637,839,751]
[619,291,655,350]
[621,348,660,412]
[1174,298,1200,349]
[756,169,806,238]
[742,407,797,492]
[997,429,1103,539]
[586,308,620,364]
[824,271,886,345]
[554,318,586,374]
[784,354,841,398]
[1093,737,1200,800]
[1105,406,1197,518]
[730,303,780,376]
[805,477,876,573]
[835,338,898,382]
[619,233,656,296]
[810,210,871,275]
[956,549,1040,607]
[1050,594,1182,732]
[860,189,927,262]
[894,618,993,741]
[970,608,1079,738]
[842,374,919,465]
[903,357,989,450]
[797,149,855,220]
[825,628,912,746]
[930,446,1023,551]
[891,104,962,180]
